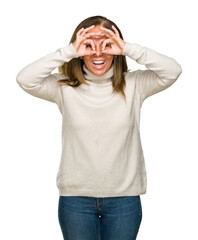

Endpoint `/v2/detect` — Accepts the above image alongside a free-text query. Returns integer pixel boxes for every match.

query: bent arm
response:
[122,42,182,104]
[16,43,78,105]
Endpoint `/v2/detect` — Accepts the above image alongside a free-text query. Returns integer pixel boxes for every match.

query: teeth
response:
[92,60,106,65]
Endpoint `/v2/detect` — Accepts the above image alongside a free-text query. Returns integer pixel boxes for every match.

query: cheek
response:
[82,56,91,62]
[82,57,92,67]
[106,55,114,63]
[106,54,113,59]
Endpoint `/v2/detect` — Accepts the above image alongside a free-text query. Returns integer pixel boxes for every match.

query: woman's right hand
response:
[72,25,98,57]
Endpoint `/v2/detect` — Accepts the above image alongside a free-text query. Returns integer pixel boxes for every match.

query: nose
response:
[95,45,102,57]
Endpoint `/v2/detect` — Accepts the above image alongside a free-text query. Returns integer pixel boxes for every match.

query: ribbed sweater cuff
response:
[122,42,143,61]
[58,43,79,62]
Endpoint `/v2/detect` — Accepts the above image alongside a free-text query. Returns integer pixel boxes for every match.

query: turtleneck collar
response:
[83,63,114,84]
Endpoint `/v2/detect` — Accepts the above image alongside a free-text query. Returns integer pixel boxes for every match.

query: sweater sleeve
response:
[122,42,182,105]
[16,43,78,106]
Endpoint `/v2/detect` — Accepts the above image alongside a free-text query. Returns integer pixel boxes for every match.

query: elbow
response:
[16,71,25,86]
[159,63,182,87]
[16,70,34,89]
[173,62,182,80]
[176,63,182,78]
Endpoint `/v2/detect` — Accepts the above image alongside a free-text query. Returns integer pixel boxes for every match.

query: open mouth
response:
[91,60,106,69]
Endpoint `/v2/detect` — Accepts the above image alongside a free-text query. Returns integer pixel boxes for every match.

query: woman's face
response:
[82,25,114,76]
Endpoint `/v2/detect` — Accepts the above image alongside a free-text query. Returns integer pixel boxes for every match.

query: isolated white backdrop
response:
[0,0,197,239]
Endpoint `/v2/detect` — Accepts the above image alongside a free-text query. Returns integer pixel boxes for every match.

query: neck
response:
[83,64,114,84]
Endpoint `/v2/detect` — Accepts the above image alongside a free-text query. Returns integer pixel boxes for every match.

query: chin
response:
[91,69,107,76]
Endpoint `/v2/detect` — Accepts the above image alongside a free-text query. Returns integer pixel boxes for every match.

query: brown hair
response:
[58,15,128,100]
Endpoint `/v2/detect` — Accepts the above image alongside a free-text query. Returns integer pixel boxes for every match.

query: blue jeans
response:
[58,195,142,240]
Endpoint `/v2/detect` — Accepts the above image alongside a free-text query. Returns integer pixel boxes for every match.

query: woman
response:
[16,15,182,240]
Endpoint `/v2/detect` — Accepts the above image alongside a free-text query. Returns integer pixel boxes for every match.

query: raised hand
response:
[72,25,98,57]
[72,25,126,57]
[99,25,126,55]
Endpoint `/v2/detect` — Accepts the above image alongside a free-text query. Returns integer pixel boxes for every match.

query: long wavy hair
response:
[58,15,128,100]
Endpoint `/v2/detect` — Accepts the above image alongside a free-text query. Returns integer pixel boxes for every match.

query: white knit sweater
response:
[16,42,182,197]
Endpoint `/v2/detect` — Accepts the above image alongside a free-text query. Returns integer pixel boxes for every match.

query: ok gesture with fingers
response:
[72,25,98,57]
[72,25,126,57]
[100,25,126,55]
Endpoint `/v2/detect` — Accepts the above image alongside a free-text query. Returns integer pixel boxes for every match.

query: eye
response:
[105,43,111,48]
[86,44,92,48]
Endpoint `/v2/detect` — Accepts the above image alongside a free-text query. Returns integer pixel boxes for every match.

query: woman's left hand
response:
[99,25,126,55]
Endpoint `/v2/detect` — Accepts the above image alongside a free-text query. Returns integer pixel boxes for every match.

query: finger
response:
[83,45,96,55]
[83,39,96,51]
[79,25,95,38]
[102,38,113,50]
[85,31,111,39]
[84,25,95,32]
[99,26,115,37]
[86,50,97,55]
[76,28,86,45]
[85,32,103,38]
[100,32,112,38]
[101,48,112,54]
[111,25,120,37]
[88,39,96,51]
[77,27,85,36]
[81,25,95,37]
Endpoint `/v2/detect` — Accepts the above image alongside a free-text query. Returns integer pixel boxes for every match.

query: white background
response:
[0,0,197,239]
